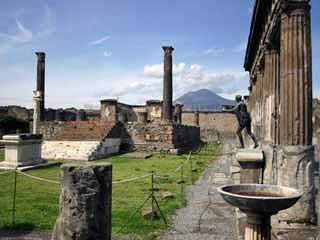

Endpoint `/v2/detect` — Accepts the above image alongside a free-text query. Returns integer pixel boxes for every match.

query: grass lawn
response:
[0,144,219,238]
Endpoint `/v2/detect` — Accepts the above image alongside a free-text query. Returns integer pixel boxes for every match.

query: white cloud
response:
[0,19,33,43]
[93,63,249,105]
[0,7,55,56]
[203,47,224,55]
[103,50,112,57]
[144,63,186,78]
[90,36,110,45]
[15,20,33,42]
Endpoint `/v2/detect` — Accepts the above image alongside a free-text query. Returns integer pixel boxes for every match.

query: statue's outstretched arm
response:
[222,103,240,113]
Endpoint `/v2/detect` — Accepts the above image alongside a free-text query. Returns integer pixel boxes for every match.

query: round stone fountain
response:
[217,184,302,240]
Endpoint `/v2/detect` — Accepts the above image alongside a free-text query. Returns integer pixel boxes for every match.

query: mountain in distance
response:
[175,89,236,111]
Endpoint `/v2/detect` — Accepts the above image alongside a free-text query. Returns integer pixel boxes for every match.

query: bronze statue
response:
[223,95,258,148]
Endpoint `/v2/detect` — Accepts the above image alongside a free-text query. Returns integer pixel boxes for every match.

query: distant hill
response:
[175,89,236,111]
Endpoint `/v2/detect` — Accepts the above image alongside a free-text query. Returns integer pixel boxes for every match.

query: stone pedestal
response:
[0,134,44,169]
[51,163,112,240]
[236,149,264,184]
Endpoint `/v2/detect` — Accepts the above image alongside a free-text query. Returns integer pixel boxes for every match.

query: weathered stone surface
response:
[121,152,152,159]
[142,208,154,219]
[51,162,112,240]
[122,122,200,153]
[273,145,316,225]
[162,191,175,199]
[42,139,120,161]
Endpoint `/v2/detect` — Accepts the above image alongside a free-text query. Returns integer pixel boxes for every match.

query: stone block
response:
[51,162,112,240]
[0,134,44,169]
[162,191,175,199]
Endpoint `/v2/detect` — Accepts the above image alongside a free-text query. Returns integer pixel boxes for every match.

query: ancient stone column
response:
[51,163,112,240]
[35,52,45,122]
[33,91,41,134]
[194,111,200,127]
[162,46,174,122]
[254,71,264,140]
[174,103,183,124]
[275,0,316,224]
[264,45,280,143]
[269,48,280,145]
[279,1,312,146]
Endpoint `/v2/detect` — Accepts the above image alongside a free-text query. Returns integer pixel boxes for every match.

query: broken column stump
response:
[51,163,112,240]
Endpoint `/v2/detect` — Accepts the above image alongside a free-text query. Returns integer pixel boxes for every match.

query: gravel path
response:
[160,139,238,240]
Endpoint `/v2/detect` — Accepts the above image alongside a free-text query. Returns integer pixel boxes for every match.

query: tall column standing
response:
[36,52,46,122]
[280,1,312,145]
[276,0,315,224]
[162,46,174,122]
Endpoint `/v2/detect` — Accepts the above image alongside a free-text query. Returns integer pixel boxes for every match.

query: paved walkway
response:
[161,139,238,240]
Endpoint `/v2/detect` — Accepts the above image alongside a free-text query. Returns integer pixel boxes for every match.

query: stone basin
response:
[217,184,302,214]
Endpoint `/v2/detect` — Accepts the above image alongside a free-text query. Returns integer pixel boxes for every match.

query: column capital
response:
[162,46,174,55]
[280,0,310,16]
[35,52,46,62]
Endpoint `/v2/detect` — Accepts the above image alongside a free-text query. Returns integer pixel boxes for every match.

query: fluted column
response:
[279,1,312,145]
[244,212,271,240]
[255,71,264,140]
[162,46,174,122]
[35,52,45,122]
[264,46,280,143]
[250,79,257,134]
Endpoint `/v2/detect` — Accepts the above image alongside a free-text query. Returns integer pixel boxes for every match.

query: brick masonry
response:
[182,111,238,142]
[121,122,200,152]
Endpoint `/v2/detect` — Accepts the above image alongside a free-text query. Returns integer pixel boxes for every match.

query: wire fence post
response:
[151,170,154,219]
[190,153,193,184]
[12,168,17,226]
[180,161,185,206]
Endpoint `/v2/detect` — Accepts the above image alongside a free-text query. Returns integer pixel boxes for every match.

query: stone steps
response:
[42,141,101,160]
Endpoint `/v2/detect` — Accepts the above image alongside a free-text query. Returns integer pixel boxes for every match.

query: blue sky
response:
[0,0,319,109]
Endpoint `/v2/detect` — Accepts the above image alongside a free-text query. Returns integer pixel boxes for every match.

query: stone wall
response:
[122,122,200,152]
[182,111,238,142]
[0,106,31,120]
[39,121,68,140]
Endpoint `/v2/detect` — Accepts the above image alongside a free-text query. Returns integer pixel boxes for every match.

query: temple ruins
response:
[244,0,315,228]
[39,46,201,160]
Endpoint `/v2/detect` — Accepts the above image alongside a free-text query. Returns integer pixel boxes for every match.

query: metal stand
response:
[119,171,167,233]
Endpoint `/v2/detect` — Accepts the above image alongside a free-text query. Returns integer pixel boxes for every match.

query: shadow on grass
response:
[0,223,36,238]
